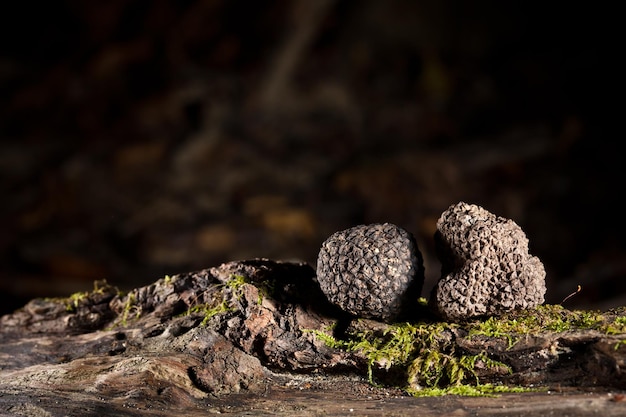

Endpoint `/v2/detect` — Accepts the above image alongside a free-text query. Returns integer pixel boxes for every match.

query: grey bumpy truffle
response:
[430,202,546,321]
[316,223,424,323]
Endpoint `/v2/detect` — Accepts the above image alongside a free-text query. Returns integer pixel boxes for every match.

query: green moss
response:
[187,301,231,326]
[605,316,626,335]
[467,316,519,349]
[307,326,344,349]
[65,291,90,312]
[183,274,251,325]
[613,316,626,325]
[309,303,626,397]
[614,340,626,350]
[466,305,607,349]
[238,273,277,305]
[407,383,534,397]
[309,321,522,396]
[61,279,118,312]
[119,293,141,326]
[222,272,283,306]
[225,274,247,295]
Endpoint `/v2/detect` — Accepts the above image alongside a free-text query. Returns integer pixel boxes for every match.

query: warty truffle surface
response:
[316,223,424,322]
[430,202,546,321]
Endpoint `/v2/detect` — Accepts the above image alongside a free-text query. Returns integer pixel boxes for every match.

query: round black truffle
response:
[316,223,424,322]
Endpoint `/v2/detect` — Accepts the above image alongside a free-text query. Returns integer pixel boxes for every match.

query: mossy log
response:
[2,259,626,416]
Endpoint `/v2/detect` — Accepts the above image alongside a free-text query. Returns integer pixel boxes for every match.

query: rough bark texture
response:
[1,259,626,416]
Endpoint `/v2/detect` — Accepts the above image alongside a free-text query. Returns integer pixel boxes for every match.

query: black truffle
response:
[430,202,546,322]
[316,223,424,322]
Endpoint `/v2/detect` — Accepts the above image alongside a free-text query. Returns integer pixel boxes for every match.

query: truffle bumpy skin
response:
[430,202,546,322]
[316,223,424,323]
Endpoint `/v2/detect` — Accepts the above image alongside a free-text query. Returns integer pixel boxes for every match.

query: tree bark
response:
[1,259,626,416]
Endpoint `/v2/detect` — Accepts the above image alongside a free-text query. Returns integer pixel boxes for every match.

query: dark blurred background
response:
[0,0,622,316]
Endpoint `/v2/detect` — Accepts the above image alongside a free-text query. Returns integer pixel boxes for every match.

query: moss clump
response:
[187,301,231,326]
[61,279,118,312]
[310,304,626,397]
[225,274,248,295]
[118,293,142,326]
[466,305,616,349]
[603,312,626,349]
[408,383,533,397]
[310,321,525,397]
[65,291,90,312]
[605,316,626,335]
[184,274,250,325]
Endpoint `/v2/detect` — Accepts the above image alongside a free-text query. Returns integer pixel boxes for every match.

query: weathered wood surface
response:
[1,259,626,416]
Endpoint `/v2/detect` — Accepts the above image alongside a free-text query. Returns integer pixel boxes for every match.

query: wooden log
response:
[1,259,626,416]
